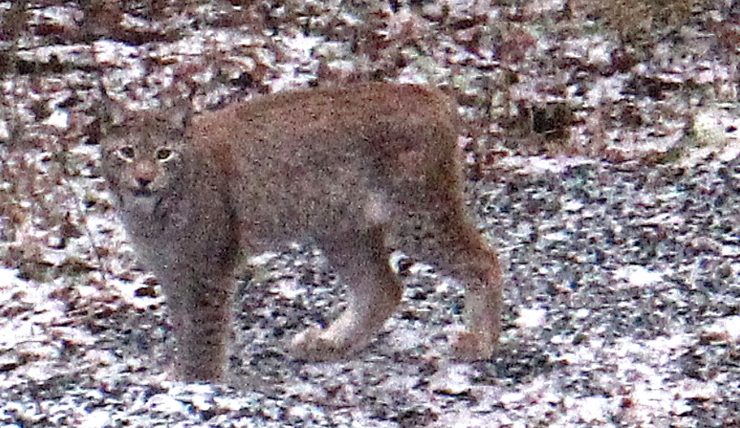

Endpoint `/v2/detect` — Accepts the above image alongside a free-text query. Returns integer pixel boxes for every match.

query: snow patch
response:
[270,278,305,300]
[248,251,280,265]
[429,363,474,395]
[642,212,684,226]
[84,349,117,366]
[575,395,610,423]
[92,40,139,65]
[44,107,68,129]
[282,32,323,56]
[145,394,189,414]
[693,107,737,147]
[515,306,547,329]
[703,315,740,344]
[500,391,526,408]
[646,334,692,355]
[79,409,112,428]
[0,117,9,140]
[387,326,427,350]
[542,230,569,242]
[574,308,591,319]
[613,265,664,287]
[587,40,612,69]
[562,199,584,212]
[0,267,23,288]
[502,155,594,174]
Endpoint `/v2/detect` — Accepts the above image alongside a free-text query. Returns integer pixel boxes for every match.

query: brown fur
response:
[99,83,502,381]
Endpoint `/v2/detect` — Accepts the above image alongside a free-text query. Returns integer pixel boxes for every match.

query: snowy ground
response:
[1,1,738,427]
[1,153,738,427]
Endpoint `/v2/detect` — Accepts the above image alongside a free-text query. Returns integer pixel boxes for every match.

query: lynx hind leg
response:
[163,274,235,381]
[415,205,503,361]
[290,226,403,361]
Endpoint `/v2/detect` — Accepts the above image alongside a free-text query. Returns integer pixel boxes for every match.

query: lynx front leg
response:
[290,227,403,361]
[163,276,234,381]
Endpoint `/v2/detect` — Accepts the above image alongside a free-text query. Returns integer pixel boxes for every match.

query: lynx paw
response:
[290,326,353,361]
[452,331,495,361]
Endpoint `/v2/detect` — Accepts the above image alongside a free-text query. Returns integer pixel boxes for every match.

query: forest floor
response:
[0,1,738,427]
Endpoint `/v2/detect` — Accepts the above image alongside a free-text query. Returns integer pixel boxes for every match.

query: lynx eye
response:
[116,146,135,160]
[155,148,174,161]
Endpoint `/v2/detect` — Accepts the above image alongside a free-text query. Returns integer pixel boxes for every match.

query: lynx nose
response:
[133,161,157,190]
[136,177,152,188]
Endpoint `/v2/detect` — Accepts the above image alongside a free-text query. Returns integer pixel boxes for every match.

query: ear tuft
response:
[98,88,127,133]
[168,98,193,131]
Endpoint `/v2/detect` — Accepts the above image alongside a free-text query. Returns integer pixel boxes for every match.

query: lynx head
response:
[98,97,193,214]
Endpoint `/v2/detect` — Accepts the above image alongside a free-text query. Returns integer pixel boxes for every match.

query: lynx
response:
[99,83,502,381]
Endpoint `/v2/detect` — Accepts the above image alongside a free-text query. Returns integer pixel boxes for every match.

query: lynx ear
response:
[167,98,193,131]
[98,88,127,133]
